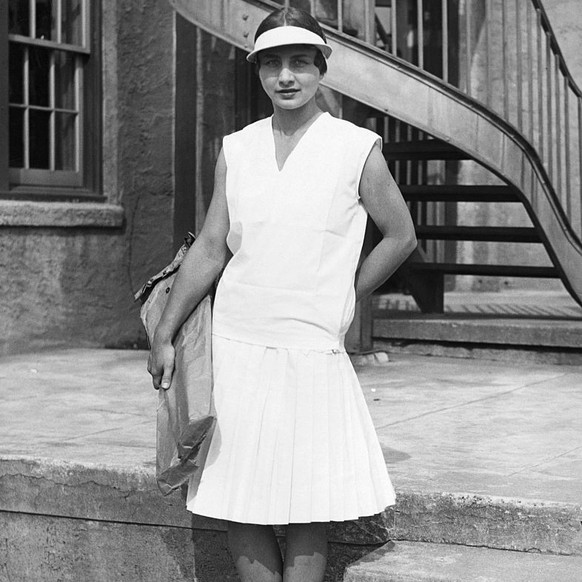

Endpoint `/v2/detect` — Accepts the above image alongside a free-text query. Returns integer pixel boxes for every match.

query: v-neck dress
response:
[186,112,396,524]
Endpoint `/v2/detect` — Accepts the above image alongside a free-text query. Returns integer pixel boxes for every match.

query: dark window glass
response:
[9,0,30,36]
[55,51,76,110]
[55,112,76,170]
[29,46,50,107]
[29,109,51,169]
[35,0,55,41]
[62,0,83,45]
[9,107,25,168]
[9,43,25,104]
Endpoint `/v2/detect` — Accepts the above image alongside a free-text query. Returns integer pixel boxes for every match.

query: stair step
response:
[407,262,558,278]
[383,140,470,161]
[401,184,520,202]
[374,315,582,349]
[416,225,541,242]
[344,541,582,582]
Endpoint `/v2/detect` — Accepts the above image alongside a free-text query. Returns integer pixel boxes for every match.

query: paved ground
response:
[1,347,581,505]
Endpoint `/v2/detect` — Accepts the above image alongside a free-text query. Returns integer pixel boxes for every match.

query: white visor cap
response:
[246,26,332,63]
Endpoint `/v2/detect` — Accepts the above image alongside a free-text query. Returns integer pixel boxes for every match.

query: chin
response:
[277,102,304,110]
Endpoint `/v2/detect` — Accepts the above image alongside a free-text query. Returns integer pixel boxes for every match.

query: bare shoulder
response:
[359,143,395,198]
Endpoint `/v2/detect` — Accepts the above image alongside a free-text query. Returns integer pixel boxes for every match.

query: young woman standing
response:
[149,7,417,582]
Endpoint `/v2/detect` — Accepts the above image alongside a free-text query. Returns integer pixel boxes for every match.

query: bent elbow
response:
[405,229,418,256]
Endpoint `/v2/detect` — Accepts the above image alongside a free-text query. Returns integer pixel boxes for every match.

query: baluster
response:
[485,0,492,108]
[536,9,544,162]
[564,77,571,219]
[579,97,582,228]
[417,0,424,69]
[391,0,397,56]
[337,0,343,33]
[502,0,509,120]
[555,54,562,202]
[364,0,372,44]
[516,0,523,131]
[465,0,472,95]
[442,0,448,82]
[527,1,534,141]
[546,31,553,182]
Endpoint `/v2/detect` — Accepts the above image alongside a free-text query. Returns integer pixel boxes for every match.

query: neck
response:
[272,99,322,135]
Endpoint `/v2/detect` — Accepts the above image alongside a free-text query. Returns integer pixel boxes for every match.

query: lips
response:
[277,89,299,95]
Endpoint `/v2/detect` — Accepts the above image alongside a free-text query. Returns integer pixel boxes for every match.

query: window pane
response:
[9,0,30,36]
[55,112,76,170]
[9,43,25,104]
[55,51,76,110]
[29,109,51,169]
[9,107,25,168]
[35,0,56,41]
[29,46,50,107]
[62,0,83,46]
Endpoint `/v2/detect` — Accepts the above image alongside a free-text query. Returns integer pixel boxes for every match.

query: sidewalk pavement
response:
[1,348,581,505]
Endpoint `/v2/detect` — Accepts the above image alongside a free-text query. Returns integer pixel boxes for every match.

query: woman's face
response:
[258,45,323,111]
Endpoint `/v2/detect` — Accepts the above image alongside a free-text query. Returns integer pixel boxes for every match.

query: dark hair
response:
[254,7,328,75]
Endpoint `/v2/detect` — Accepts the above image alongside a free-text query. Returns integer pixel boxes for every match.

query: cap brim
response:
[246,26,332,63]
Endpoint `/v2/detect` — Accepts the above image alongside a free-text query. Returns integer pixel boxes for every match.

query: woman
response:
[149,7,417,582]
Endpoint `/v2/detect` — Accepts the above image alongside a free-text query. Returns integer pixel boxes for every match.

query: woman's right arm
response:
[148,148,229,390]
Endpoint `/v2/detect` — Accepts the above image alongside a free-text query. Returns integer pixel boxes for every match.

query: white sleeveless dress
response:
[187,112,395,524]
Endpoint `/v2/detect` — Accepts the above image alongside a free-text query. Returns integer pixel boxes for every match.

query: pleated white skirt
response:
[186,335,395,525]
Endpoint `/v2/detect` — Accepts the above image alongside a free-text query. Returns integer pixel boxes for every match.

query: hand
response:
[147,337,175,390]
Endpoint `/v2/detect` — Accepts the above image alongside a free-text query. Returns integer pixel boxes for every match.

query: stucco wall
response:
[544,0,582,87]
[0,1,176,356]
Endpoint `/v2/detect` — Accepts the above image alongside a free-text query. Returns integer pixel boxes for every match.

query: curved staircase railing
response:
[170,0,582,304]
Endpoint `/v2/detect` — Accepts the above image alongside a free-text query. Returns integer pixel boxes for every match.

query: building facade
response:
[1,0,580,356]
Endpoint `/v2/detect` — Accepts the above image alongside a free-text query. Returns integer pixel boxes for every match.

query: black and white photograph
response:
[1,1,581,580]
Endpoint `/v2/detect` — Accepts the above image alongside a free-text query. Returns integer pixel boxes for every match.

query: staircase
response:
[171,0,582,316]
[168,0,582,579]
[383,135,562,312]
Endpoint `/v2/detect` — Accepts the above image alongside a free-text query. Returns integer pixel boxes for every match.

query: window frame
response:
[1,0,102,200]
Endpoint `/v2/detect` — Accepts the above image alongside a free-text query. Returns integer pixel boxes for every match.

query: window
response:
[1,0,100,198]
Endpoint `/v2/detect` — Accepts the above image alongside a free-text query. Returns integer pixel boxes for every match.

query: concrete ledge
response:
[0,457,392,546]
[344,541,582,582]
[0,512,197,582]
[0,200,125,228]
[0,458,384,582]
[2,457,581,556]
[374,339,582,365]
[374,316,582,349]
[394,490,582,556]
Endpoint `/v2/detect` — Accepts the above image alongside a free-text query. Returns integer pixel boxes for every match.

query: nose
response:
[278,65,294,85]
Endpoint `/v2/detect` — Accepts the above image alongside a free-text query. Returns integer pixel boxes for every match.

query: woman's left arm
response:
[356,143,417,301]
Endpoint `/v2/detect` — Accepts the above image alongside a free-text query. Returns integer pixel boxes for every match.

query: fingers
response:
[160,360,174,391]
[147,353,174,391]
[147,340,175,390]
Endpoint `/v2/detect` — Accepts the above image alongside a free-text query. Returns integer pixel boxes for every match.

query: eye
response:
[263,57,280,68]
[292,58,310,68]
